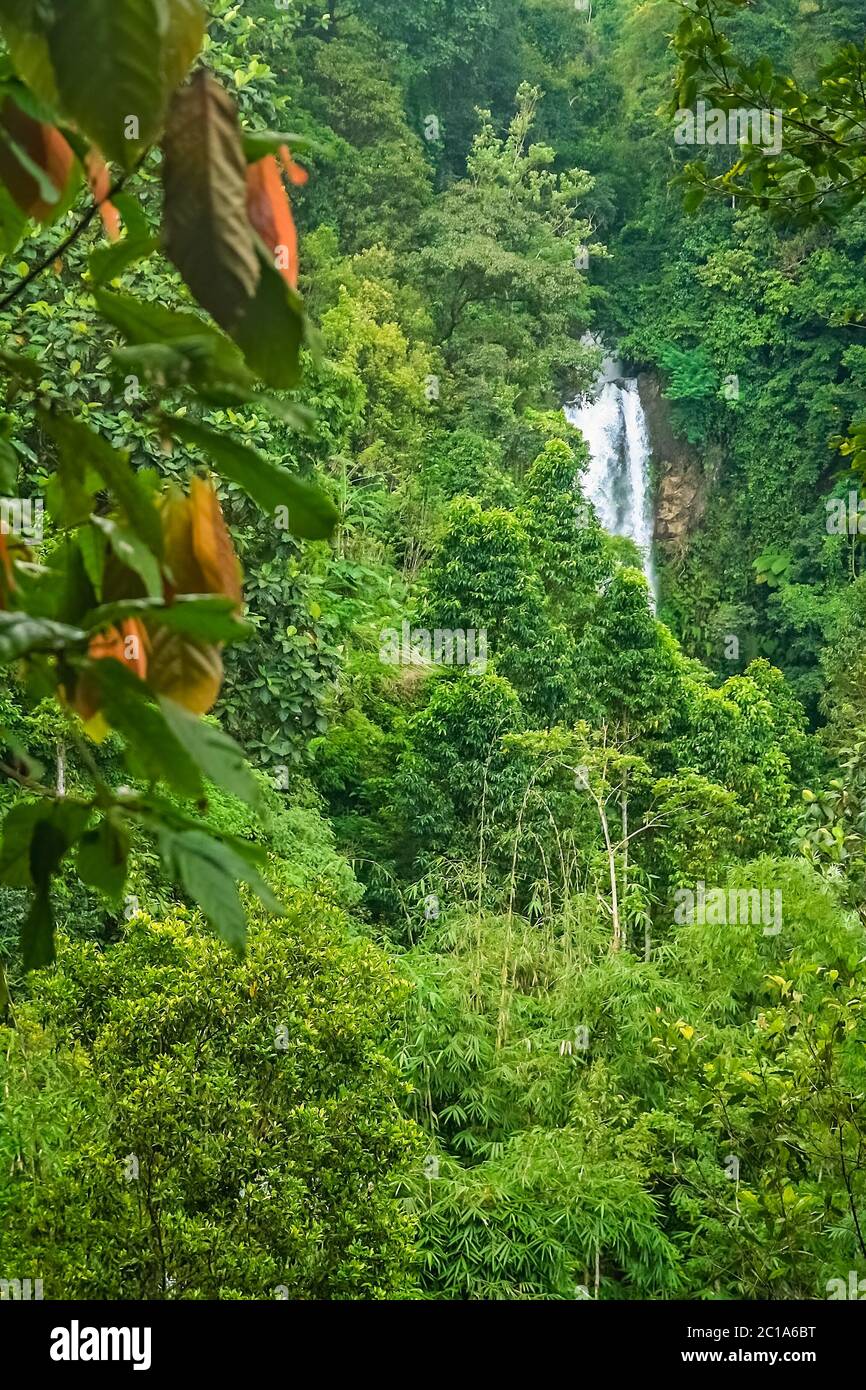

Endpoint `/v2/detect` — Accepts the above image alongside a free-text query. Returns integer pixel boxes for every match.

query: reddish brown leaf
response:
[278,145,308,187]
[163,71,261,330]
[189,475,243,607]
[75,618,149,720]
[246,153,301,288]
[84,147,121,242]
[0,99,74,221]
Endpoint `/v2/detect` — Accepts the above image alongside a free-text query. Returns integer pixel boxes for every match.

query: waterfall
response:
[565,378,658,602]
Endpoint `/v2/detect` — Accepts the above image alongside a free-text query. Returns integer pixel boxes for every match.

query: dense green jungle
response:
[2,0,866,1307]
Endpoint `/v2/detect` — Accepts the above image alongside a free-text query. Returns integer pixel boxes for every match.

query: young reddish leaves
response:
[245,146,307,289]
[0,99,74,221]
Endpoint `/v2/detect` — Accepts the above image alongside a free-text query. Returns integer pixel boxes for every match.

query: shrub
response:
[0,879,421,1300]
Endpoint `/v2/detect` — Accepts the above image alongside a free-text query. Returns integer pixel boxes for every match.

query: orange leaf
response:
[246,153,300,288]
[0,100,74,221]
[146,626,223,714]
[0,533,14,609]
[278,145,309,187]
[88,618,148,675]
[160,484,207,599]
[84,147,121,242]
[189,475,243,607]
[119,618,149,680]
[75,619,149,721]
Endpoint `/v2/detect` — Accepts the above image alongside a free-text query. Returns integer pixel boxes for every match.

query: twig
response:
[0,158,144,315]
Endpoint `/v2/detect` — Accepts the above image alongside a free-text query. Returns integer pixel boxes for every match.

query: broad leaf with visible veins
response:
[162,69,260,331]
[48,0,166,169]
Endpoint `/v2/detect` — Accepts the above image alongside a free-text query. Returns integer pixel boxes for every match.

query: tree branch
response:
[0,160,143,315]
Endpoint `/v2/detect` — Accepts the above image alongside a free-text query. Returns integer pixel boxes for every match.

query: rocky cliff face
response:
[637,372,718,556]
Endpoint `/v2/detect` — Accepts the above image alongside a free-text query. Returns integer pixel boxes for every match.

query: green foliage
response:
[0,0,338,965]
[671,0,866,224]
[0,884,420,1298]
[398,860,866,1299]
[414,83,599,461]
[521,436,613,615]
[574,567,686,738]
[655,859,866,1298]
[418,494,583,725]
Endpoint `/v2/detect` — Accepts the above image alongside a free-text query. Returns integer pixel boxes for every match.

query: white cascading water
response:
[565,377,658,603]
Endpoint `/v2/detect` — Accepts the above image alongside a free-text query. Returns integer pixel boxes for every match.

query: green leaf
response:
[232,243,305,389]
[40,411,162,557]
[241,129,323,162]
[47,0,166,169]
[154,601,249,647]
[195,382,316,430]
[0,728,44,785]
[0,345,43,384]
[110,340,190,386]
[160,826,282,952]
[162,69,260,331]
[0,611,86,663]
[91,515,162,599]
[0,437,17,492]
[77,525,107,597]
[84,658,204,799]
[158,826,247,950]
[157,697,261,808]
[162,416,339,539]
[160,0,207,102]
[682,185,707,214]
[85,594,251,643]
[21,803,90,970]
[95,288,254,384]
[139,791,267,866]
[0,121,62,206]
[89,232,158,287]
[110,190,150,240]
[44,449,101,531]
[20,878,54,970]
[0,800,49,886]
[111,337,266,401]
[0,0,59,107]
[0,179,26,256]
[77,816,130,901]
